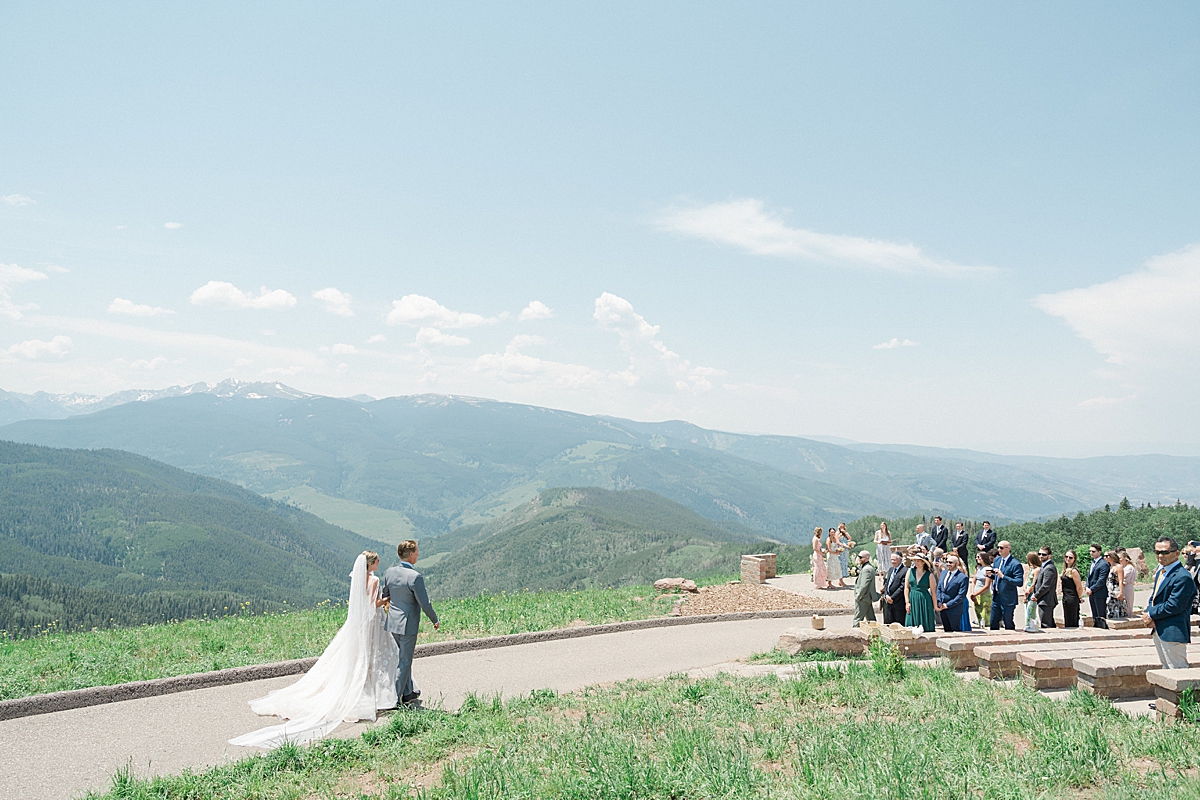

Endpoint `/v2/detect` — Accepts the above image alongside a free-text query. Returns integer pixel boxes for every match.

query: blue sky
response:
[2,3,1198,455]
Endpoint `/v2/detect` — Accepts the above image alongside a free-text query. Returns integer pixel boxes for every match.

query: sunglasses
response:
[1154,549,1177,555]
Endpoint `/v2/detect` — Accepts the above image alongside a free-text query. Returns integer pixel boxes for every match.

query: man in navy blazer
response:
[1084,543,1110,629]
[1140,537,1197,669]
[988,541,1024,630]
[935,554,969,631]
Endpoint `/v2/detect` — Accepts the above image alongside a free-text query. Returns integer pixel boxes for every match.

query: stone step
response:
[1074,648,1200,699]
[1146,668,1200,721]
[936,627,1149,670]
[974,631,1152,680]
[1017,640,1159,689]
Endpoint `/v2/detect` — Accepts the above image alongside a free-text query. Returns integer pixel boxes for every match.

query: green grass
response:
[0,587,673,701]
[744,647,864,664]
[87,655,1200,799]
[267,485,419,545]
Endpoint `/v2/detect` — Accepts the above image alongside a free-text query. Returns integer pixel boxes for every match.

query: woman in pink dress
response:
[811,526,829,589]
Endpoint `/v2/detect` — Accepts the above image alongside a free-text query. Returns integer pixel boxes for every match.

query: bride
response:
[229,551,400,749]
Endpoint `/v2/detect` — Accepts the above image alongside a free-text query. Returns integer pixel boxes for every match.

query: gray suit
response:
[853,561,880,625]
[1032,560,1059,629]
[380,561,439,702]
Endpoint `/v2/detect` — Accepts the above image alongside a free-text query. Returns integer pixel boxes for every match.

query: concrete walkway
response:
[0,615,821,800]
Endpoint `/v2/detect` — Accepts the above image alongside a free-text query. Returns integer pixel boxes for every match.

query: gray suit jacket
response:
[381,562,438,636]
[854,562,880,605]
[1033,560,1059,608]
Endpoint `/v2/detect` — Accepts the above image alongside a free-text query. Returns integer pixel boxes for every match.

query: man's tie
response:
[1151,566,1164,603]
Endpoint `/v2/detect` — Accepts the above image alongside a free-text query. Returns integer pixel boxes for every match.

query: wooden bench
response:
[1017,639,1157,689]
[1074,648,1200,699]
[974,630,1152,680]
[1146,668,1200,722]
[937,628,1142,670]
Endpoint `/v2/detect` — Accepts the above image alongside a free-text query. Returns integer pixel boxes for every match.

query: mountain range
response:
[3,380,1199,544]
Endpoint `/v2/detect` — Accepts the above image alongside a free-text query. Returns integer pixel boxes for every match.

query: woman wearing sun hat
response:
[904,551,938,632]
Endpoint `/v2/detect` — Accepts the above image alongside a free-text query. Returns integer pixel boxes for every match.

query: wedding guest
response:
[811,526,829,589]
[935,554,970,632]
[1023,552,1042,632]
[989,541,1024,630]
[1141,537,1198,669]
[1119,551,1138,618]
[875,521,892,568]
[904,553,938,633]
[915,523,936,552]
[970,552,993,628]
[1060,550,1085,628]
[881,552,908,624]
[930,516,949,553]
[853,551,880,625]
[826,527,845,589]
[975,520,997,556]
[951,521,970,567]
[1105,551,1126,619]
[837,523,854,579]
[1084,543,1110,629]
[931,548,946,584]
[955,554,974,631]
[1032,546,1059,629]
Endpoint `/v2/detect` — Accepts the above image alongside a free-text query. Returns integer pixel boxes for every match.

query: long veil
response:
[229,554,382,749]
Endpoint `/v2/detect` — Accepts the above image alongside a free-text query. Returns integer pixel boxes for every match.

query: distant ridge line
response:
[0,606,849,721]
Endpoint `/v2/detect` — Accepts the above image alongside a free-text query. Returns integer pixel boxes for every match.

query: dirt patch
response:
[1001,732,1032,757]
[679,583,845,615]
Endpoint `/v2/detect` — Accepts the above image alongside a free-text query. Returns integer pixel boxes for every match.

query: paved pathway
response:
[0,615,827,800]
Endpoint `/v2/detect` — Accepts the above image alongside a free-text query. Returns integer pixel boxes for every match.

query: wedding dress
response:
[229,554,400,749]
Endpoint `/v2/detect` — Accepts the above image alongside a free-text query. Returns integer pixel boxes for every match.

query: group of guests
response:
[835,521,1198,671]
[810,523,856,590]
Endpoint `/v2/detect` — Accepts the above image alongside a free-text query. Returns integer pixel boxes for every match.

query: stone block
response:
[776,627,868,656]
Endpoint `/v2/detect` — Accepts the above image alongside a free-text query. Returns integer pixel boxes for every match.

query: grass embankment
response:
[0,587,674,701]
[90,650,1200,800]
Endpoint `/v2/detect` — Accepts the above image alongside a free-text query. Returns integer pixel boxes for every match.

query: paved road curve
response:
[0,616,826,800]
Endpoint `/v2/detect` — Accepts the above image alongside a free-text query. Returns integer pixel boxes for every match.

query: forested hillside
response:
[421,487,810,597]
[0,441,389,636]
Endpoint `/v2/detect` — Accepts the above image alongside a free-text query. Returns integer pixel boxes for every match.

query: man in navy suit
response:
[1141,536,1197,669]
[881,552,908,625]
[930,516,950,554]
[1084,543,1110,629]
[988,541,1023,630]
[975,521,997,556]
[935,554,969,631]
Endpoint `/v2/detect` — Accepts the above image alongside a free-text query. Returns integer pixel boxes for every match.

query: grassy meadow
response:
[89,648,1200,800]
[0,587,675,701]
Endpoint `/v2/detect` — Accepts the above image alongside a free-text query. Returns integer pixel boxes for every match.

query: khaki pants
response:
[1153,633,1190,669]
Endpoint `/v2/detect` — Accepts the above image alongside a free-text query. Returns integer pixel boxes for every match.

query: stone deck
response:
[1017,639,1159,689]
[971,631,1152,680]
[1146,668,1200,722]
[1074,647,1200,699]
[937,627,1148,670]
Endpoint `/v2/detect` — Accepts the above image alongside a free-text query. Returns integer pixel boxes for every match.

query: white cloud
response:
[4,336,73,360]
[0,262,48,319]
[366,334,387,344]
[474,336,604,388]
[190,281,297,310]
[164,222,182,229]
[1033,243,1200,366]
[519,300,554,321]
[319,343,358,355]
[2,194,35,206]
[873,338,919,350]
[313,287,354,317]
[657,199,992,277]
[129,356,170,371]
[108,298,174,317]
[416,327,471,347]
[594,292,722,392]
[1077,395,1135,409]
[387,294,496,328]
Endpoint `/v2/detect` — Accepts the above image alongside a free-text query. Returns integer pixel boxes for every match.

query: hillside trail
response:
[0,614,848,800]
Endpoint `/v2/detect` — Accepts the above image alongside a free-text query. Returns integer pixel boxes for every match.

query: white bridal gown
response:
[229,554,400,749]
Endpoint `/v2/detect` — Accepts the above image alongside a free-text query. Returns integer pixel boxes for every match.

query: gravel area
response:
[678,583,848,616]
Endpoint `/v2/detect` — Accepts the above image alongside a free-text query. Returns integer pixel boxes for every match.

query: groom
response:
[381,539,439,708]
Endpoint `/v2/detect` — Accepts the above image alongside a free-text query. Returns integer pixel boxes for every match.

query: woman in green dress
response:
[904,552,938,632]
